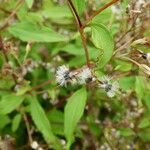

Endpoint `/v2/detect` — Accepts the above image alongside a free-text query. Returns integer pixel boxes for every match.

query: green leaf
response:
[119,76,135,90]
[139,129,150,141]
[41,6,72,19]
[144,93,150,110]
[135,76,145,99]
[0,115,10,129]
[91,23,114,68]
[12,114,22,132]
[16,83,31,96]
[47,109,64,136]
[8,21,67,42]
[114,60,132,72]
[119,128,135,137]
[25,0,34,9]
[138,118,150,129]
[92,8,111,24]
[29,96,60,149]
[72,0,86,14]
[64,87,87,148]
[0,94,24,115]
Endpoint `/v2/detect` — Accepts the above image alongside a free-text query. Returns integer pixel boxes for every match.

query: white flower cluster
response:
[56,65,94,86]
[56,66,119,98]
[99,76,119,98]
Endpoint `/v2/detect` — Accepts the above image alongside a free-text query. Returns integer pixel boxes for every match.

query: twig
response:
[30,79,52,91]
[0,0,24,31]
[85,0,120,25]
[0,7,11,14]
[67,0,90,67]
[23,113,33,145]
[67,0,82,28]
[118,56,140,67]
[113,37,135,56]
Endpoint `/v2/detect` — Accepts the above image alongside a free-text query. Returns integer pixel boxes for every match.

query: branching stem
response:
[85,0,120,25]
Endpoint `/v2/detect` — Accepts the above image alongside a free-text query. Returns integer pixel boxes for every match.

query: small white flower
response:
[99,76,119,98]
[77,68,93,84]
[111,5,121,14]
[56,65,75,86]
[42,92,49,100]
[147,53,150,63]
[31,141,39,149]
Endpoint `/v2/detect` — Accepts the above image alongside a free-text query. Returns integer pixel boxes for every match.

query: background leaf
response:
[91,23,114,68]
[64,87,87,148]
[29,96,60,149]
[0,94,24,115]
[72,0,86,14]
[12,114,22,132]
[25,0,34,9]
[8,21,67,42]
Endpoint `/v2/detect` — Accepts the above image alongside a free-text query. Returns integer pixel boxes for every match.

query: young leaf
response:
[91,23,114,68]
[12,114,22,132]
[64,87,87,148]
[8,21,67,42]
[72,0,86,14]
[0,94,24,115]
[25,0,34,9]
[29,96,60,149]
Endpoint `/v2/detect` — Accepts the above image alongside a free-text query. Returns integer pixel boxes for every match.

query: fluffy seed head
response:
[99,76,119,98]
[77,68,93,84]
[56,65,73,86]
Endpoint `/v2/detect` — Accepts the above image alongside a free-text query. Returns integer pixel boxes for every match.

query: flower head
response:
[77,68,93,84]
[56,65,75,86]
[99,76,119,98]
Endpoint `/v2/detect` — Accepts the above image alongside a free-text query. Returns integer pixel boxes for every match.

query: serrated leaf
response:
[91,23,114,68]
[72,0,86,14]
[8,21,67,42]
[29,96,60,149]
[64,87,87,148]
[0,94,24,115]
[25,0,34,9]
[12,114,22,132]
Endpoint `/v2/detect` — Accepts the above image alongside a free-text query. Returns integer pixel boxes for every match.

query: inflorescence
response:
[56,65,119,98]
